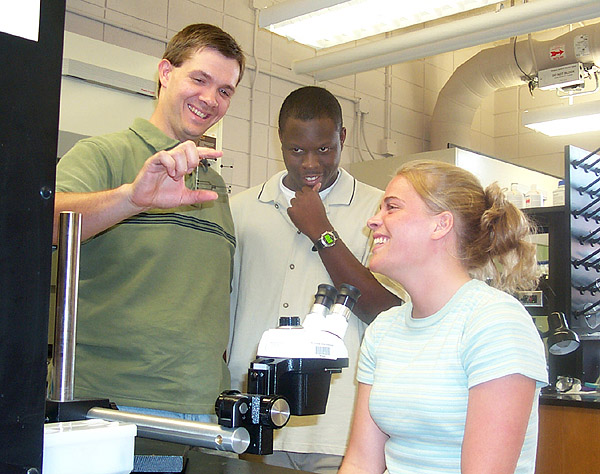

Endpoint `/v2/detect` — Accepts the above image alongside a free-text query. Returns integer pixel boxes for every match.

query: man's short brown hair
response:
[159,23,245,93]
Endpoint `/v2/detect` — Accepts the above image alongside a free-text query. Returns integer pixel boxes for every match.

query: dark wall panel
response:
[0,1,66,471]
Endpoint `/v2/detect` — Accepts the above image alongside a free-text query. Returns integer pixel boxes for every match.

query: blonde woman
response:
[340,160,548,474]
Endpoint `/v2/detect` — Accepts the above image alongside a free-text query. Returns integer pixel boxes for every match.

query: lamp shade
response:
[546,312,580,356]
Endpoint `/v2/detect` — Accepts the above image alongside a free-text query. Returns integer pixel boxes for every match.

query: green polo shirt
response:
[55,118,234,414]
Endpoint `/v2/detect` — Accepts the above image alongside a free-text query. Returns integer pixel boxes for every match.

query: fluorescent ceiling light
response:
[522,101,600,137]
[259,0,501,49]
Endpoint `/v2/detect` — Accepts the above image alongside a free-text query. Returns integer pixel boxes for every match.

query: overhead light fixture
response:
[522,100,600,137]
[258,0,501,49]
[291,0,600,80]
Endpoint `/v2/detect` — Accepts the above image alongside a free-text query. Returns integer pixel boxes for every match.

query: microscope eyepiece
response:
[334,284,361,312]
[314,284,337,309]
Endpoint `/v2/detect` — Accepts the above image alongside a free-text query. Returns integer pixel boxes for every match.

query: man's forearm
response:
[52,185,142,244]
[287,187,402,322]
[316,238,403,324]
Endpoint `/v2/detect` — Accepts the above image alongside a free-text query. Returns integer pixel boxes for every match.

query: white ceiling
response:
[257,0,507,51]
[257,0,600,81]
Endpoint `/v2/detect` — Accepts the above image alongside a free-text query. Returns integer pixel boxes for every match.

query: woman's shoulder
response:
[368,304,407,333]
[462,279,533,327]
[465,279,522,305]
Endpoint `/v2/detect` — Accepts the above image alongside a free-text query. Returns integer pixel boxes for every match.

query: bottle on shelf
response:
[525,184,543,208]
[552,180,565,206]
[506,183,525,209]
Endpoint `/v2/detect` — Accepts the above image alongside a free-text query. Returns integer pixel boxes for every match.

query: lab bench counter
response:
[134,438,312,474]
[182,449,310,474]
[536,391,600,473]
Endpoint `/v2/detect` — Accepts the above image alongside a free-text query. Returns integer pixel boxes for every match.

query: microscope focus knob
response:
[260,395,291,429]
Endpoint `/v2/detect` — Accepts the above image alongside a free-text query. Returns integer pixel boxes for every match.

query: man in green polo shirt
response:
[53,23,245,421]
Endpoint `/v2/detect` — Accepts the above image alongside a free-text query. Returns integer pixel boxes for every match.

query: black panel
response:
[525,205,583,384]
[566,145,600,384]
[0,1,66,471]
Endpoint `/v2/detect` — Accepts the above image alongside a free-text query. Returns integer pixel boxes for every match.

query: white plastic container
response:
[506,183,525,209]
[553,180,565,206]
[43,418,137,474]
[525,184,543,208]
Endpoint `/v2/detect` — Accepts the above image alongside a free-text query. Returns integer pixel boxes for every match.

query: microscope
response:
[48,282,359,457]
[215,283,360,454]
[45,212,360,470]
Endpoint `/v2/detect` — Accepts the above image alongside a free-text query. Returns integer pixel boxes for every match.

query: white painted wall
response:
[59,32,158,138]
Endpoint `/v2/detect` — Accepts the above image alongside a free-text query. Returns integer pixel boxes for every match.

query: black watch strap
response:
[312,230,339,252]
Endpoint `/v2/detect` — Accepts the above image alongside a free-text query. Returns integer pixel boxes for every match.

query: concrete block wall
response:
[493,82,600,179]
[64,1,600,194]
[64,0,492,194]
[490,20,600,179]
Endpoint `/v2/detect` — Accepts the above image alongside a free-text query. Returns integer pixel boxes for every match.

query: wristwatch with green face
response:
[312,230,339,252]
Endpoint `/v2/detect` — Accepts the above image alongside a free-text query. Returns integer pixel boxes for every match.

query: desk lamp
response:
[543,312,580,355]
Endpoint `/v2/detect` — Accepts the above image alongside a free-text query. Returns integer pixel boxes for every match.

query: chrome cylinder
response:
[49,211,82,402]
[87,407,251,454]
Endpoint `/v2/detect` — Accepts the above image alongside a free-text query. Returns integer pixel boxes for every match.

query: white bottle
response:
[525,184,543,208]
[506,183,525,209]
[552,180,565,206]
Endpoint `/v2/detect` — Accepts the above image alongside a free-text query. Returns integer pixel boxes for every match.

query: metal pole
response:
[49,211,82,401]
[87,407,251,454]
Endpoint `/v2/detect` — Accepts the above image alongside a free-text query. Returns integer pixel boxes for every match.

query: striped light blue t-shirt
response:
[358,279,548,474]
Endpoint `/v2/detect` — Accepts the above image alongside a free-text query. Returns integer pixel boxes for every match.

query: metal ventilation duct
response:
[62,58,157,97]
[293,0,600,81]
[430,23,600,150]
